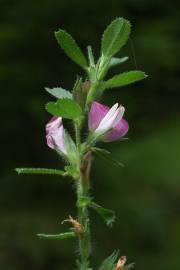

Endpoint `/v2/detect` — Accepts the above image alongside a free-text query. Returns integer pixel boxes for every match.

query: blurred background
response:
[1,0,180,269]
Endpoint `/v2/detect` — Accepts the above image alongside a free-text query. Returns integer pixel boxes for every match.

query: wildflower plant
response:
[16,17,147,270]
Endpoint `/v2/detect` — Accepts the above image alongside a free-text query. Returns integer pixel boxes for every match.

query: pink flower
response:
[46,116,67,154]
[88,101,129,141]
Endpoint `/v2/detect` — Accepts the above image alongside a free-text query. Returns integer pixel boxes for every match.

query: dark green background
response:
[1,0,180,269]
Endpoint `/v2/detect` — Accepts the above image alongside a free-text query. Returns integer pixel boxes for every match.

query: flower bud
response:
[46,116,67,154]
[88,101,129,142]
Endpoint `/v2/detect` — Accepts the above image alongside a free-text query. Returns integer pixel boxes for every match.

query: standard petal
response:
[88,101,109,131]
[103,118,129,142]
[51,125,67,154]
[46,116,62,133]
[46,116,66,154]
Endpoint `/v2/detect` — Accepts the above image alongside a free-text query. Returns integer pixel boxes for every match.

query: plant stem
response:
[86,56,110,109]
[75,120,81,155]
[75,120,91,270]
[86,81,99,109]
[75,64,104,267]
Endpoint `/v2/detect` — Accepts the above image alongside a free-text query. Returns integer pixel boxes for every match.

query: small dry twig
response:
[62,215,84,235]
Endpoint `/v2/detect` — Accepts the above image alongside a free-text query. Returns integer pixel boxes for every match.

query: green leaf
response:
[90,202,115,227]
[92,147,124,167]
[46,98,82,119]
[109,56,128,68]
[37,232,76,240]
[15,168,67,176]
[55,29,88,69]
[45,87,72,99]
[103,71,147,89]
[101,17,131,58]
[99,251,119,270]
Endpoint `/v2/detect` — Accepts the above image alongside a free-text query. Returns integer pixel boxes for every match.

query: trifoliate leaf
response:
[46,98,82,119]
[15,168,67,176]
[55,29,88,69]
[108,56,128,68]
[90,202,115,227]
[37,232,76,239]
[45,87,72,99]
[98,251,119,270]
[101,17,131,58]
[103,71,147,89]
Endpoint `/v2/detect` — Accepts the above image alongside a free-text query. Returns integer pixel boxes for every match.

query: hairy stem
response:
[86,81,99,109]
[86,56,109,109]
[75,65,103,268]
[75,121,91,270]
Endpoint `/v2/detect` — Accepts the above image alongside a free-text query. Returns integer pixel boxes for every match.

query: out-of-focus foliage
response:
[1,0,180,270]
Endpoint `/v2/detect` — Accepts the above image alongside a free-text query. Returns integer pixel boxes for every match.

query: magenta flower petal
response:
[46,116,62,133]
[103,118,129,142]
[88,101,129,141]
[88,101,109,131]
[46,116,66,154]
